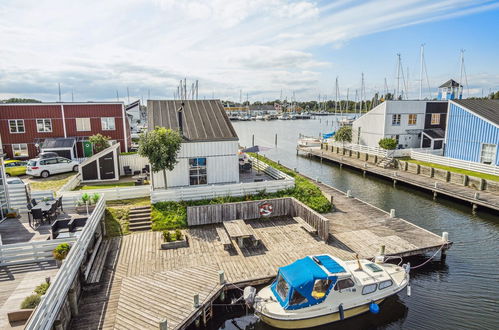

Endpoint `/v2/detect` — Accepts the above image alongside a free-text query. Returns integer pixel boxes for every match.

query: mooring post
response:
[252,134,254,147]
[275,133,277,146]
[277,160,280,165]
[430,167,435,178]
[479,179,486,191]
[416,164,421,174]
[474,192,480,200]
[330,196,335,211]
[446,171,451,182]
[434,182,438,189]
[193,294,200,308]
[390,209,396,218]
[346,190,352,198]
[379,245,386,256]
[218,270,225,284]
[159,319,168,330]
[441,232,449,261]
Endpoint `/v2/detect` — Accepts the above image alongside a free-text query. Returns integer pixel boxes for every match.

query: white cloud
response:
[0,0,497,101]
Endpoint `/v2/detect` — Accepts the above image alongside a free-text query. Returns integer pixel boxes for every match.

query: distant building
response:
[0,102,131,160]
[444,99,499,165]
[352,100,447,149]
[147,100,239,189]
[438,79,463,100]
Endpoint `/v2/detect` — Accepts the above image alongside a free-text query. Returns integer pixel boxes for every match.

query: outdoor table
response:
[222,219,254,247]
[31,200,56,213]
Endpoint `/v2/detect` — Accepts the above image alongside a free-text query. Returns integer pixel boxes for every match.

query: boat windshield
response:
[311,279,332,299]
[275,274,289,301]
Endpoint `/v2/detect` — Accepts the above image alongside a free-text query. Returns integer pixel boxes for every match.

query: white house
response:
[352,100,447,149]
[148,100,239,189]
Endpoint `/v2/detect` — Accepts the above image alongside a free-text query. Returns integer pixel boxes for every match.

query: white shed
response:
[147,100,239,189]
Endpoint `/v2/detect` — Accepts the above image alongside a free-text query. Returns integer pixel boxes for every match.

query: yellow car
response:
[4,160,27,177]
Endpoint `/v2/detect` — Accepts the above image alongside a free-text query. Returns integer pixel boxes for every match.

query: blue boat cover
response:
[315,255,346,274]
[271,256,340,310]
[322,132,335,139]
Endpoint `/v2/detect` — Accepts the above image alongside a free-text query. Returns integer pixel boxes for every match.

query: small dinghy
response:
[244,254,410,329]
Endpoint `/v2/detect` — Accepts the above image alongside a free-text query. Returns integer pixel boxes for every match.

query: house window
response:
[12,144,28,158]
[9,120,25,133]
[189,157,207,185]
[408,114,417,126]
[431,113,441,125]
[101,117,116,130]
[36,119,52,132]
[391,114,401,126]
[76,118,91,131]
[480,144,497,165]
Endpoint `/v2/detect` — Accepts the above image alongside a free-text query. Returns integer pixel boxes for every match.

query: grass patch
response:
[400,158,499,182]
[106,196,151,208]
[104,208,130,237]
[28,172,76,191]
[75,182,135,190]
[151,156,332,231]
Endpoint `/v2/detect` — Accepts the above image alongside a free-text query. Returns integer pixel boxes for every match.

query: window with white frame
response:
[408,114,417,125]
[189,158,207,185]
[431,113,441,125]
[36,119,52,132]
[391,114,401,126]
[9,120,25,133]
[480,143,497,165]
[76,118,91,131]
[101,117,116,130]
[12,144,28,157]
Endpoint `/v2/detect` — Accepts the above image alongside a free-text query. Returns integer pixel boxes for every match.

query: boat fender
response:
[243,286,257,307]
[369,301,380,314]
[338,304,345,320]
[407,284,412,297]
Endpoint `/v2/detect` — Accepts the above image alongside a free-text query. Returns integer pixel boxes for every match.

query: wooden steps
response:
[128,206,152,232]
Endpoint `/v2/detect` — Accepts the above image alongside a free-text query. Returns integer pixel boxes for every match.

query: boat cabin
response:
[271,255,347,310]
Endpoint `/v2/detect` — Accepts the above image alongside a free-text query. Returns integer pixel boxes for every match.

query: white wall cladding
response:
[207,155,239,184]
[178,141,238,158]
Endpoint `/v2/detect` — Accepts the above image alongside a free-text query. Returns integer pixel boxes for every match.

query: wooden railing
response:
[410,151,499,176]
[291,198,330,241]
[25,196,106,330]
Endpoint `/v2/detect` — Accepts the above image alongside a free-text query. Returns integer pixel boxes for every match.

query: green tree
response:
[138,127,182,189]
[89,133,111,153]
[378,138,397,150]
[334,126,352,144]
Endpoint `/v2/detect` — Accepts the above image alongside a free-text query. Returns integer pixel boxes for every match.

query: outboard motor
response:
[243,286,257,307]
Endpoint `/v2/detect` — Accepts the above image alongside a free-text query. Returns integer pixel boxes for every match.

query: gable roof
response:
[439,79,462,88]
[452,99,499,126]
[147,100,238,142]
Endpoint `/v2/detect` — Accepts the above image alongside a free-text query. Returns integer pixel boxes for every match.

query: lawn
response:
[104,197,151,237]
[28,172,76,191]
[75,182,136,190]
[401,158,499,182]
[151,156,332,231]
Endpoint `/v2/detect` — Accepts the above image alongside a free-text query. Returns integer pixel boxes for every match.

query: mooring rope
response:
[410,244,446,270]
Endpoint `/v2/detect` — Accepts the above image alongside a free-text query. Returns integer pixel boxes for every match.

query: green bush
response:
[174,229,183,241]
[163,231,172,242]
[34,282,50,295]
[53,243,71,261]
[20,294,41,309]
[378,137,397,150]
[152,202,187,231]
[104,208,129,237]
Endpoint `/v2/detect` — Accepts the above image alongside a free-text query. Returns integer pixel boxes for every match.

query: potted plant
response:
[91,193,100,204]
[53,243,71,267]
[75,193,97,214]
[161,229,188,250]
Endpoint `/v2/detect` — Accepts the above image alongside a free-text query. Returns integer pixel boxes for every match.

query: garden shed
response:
[40,138,77,159]
[79,143,120,182]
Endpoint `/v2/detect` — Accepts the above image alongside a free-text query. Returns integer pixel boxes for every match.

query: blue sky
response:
[0,0,498,102]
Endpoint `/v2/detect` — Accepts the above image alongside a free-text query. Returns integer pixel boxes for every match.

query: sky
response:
[0,0,498,103]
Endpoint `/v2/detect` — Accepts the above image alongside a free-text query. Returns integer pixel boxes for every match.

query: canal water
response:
[208,118,499,330]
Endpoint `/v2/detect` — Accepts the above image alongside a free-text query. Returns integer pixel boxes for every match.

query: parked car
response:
[26,157,79,178]
[38,152,59,159]
[4,160,27,177]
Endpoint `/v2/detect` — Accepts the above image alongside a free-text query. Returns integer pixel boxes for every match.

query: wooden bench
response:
[294,216,318,235]
[216,227,233,250]
[86,239,110,284]
[247,226,263,247]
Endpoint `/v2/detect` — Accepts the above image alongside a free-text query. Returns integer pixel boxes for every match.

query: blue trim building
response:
[445,100,499,165]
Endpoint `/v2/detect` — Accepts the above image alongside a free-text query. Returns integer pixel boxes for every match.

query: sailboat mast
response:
[419,44,424,100]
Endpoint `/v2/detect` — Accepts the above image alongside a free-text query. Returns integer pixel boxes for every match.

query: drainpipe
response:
[121,103,128,152]
[60,104,67,138]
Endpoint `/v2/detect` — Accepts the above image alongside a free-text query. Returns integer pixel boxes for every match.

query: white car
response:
[26,157,79,178]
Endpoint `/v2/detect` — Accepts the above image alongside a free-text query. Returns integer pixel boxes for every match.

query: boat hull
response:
[256,299,384,329]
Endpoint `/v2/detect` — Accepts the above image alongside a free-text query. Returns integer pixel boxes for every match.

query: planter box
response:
[75,205,96,214]
[161,235,189,250]
[8,309,34,326]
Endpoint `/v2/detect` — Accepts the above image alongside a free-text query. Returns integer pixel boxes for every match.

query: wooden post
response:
[479,179,486,191]
[252,134,254,147]
[389,209,395,218]
[193,294,200,308]
[159,319,168,330]
[346,190,352,197]
[330,196,334,211]
[69,288,78,316]
[463,175,469,186]
[445,171,451,182]
[474,192,480,200]
[416,164,421,174]
[379,245,385,256]
[430,167,435,178]
[218,270,225,284]
[275,133,277,146]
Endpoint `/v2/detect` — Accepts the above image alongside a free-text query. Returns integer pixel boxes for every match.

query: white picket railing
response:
[327,141,444,158]
[410,151,499,176]
[0,237,77,266]
[25,196,106,330]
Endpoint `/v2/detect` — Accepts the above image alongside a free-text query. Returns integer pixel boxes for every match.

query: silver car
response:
[26,157,79,178]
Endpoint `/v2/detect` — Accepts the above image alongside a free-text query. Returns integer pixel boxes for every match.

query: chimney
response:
[178,102,184,135]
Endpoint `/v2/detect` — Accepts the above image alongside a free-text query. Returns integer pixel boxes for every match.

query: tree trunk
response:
[163,169,168,189]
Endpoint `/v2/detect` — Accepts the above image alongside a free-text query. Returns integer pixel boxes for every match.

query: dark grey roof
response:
[41,138,75,149]
[147,100,238,142]
[423,128,445,139]
[453,99,499,126]
[439,79,462,88]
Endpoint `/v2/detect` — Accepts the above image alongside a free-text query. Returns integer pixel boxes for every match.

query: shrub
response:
[378,138,397,150]
[53,243,71,261]
[91,193,100,204]
[20,294,41,309]
[163,231,172,242]
[174,229,183,241]
[34,282,50,295]
[81,193,90,204]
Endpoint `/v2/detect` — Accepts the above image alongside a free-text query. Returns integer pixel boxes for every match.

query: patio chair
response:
[26,203,33,211]
[124,166,132,176]
[242,162,252,172]
[56,196,64,213]
[31,198,38,206]
[30,208,44,226]
[43,203,57,223]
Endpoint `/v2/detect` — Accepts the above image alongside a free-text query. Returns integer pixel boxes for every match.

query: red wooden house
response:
[0,102,131,160]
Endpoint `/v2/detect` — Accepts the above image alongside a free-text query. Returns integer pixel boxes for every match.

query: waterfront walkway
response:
[298,146,499,212]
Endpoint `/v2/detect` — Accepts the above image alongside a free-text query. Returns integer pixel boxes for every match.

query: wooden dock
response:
[298,146,499,212]
[70,194,448,329]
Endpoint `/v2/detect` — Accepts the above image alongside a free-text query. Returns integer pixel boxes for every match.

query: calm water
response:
[206,118,499,330]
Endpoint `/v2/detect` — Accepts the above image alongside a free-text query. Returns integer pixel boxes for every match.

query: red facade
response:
[0,103,131,159]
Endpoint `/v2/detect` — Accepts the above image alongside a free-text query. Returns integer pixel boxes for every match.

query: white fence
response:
[58,185,151,208]
[119,154,149,176]
[327,141,444,158]
[25,196,106,330]
[410,151,499,176]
